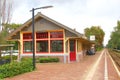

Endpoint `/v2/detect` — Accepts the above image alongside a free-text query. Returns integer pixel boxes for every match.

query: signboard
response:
[90,35,95,41]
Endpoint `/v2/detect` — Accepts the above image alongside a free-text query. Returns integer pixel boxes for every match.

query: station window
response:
[23,33,32,39]
[23,31,64,54]
[50,40,63,52]
[36,32,48,39]
[36,40,48,52]
[23,41,32,52]
[50,31,63,38]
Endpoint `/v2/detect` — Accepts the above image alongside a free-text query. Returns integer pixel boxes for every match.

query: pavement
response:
[5,49,120,80]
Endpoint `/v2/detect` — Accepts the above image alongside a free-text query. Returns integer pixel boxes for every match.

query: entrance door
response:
[70,40,76,61]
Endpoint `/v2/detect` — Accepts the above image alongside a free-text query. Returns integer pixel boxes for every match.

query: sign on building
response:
[90,35,95,41]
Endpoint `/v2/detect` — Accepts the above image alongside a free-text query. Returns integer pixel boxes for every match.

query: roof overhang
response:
[0,44,14,49]
[67,37,94,45]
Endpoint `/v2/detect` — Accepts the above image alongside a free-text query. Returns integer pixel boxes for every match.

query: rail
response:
[109,49,120,71]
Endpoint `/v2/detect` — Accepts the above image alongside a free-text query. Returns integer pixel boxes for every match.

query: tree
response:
[0,23,21,58]
[0,0,13,44]
[0,0,13,30]
[84,26,105,49]
[107,21,120,49]
[0,23,21,44]
[6,23,21,50]
[0,0,14,58]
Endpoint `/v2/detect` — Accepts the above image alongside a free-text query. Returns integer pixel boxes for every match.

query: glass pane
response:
[36,32,48,39]
[36,41,48,52]
[23,33,32,39]
[51,40,63,52]
[70,40,75,52]
[50,31,63,38]
[23,41,32,52]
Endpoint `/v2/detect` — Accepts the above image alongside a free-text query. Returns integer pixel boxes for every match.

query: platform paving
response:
[5,49,120,80]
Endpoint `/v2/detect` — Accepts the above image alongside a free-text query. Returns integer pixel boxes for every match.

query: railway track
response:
[109,49,120,71]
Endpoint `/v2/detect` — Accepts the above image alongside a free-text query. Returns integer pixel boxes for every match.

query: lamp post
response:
[30,6,53,70]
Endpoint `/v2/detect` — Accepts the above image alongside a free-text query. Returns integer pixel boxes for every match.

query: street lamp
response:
[30,5,53,70]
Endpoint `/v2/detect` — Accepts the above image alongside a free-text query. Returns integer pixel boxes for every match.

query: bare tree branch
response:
[6,0,13,24]
[2,0,6,25]
[0,0,13,30]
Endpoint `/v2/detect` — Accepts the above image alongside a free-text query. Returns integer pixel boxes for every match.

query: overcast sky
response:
[11,0,120,46]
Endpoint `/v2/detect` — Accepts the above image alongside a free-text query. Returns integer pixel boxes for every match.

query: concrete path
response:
[5,49,120,80]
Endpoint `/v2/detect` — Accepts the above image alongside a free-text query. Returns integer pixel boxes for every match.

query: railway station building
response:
[7,12,93,63]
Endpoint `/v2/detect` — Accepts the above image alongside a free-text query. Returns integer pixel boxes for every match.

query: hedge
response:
[21,57,60,63]
[0,58,33,79]
[39,57,59,63]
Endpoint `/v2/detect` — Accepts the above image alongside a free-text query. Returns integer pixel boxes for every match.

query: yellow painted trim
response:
[68,39,70,63]
[77,40,83,52]
[76,39,77,54]
[22,31,32,34]
[63,30,66,54]
[20,31,23,54]
[46,29,64,32]
[48,31,50,54]
[65,38,69,42]
[68,39,70,54]
[17,41,21,61]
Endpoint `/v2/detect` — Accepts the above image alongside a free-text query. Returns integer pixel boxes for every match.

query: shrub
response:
[0,58,33,79]
[39,57,59,63]
[2,55,17,60]
[0,55,17,65]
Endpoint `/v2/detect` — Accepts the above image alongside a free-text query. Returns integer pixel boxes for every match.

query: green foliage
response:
[1,55,17,60]
[3,23,21,33]
[0,58,33,79]
[38,57,59,63]
[0,23,21,44]
[0,29,8,44]
[0,23,21,57]
[84,26,105,45]
[96,46,103,51]
[107,21,120,49]
[84,26,105,49]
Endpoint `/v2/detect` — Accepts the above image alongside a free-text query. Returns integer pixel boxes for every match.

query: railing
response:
[1,50,19,56]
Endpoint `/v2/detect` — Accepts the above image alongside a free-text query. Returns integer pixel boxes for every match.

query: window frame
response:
[36,40,48,53]
[36,32,49,54]
[23,41,32,53]
[22,31,64,54]
[23,33,32,53]
[50,31,64,53]
[50,40,64,53]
